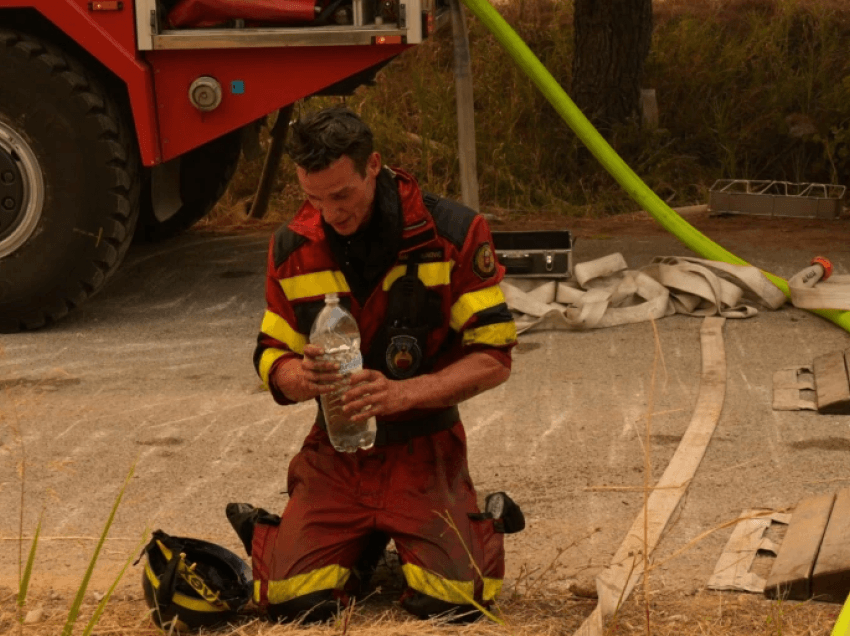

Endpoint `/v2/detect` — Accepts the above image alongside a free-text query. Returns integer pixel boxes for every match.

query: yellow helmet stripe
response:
[144,563,227,613]
[462,322,517,348]
[261,311,306,355]
[279,270,350,301]
[400,563,474,605]
[450,285,508,331]
[156,539,174,561]
[263,564,350,605]
[382,261,454,291]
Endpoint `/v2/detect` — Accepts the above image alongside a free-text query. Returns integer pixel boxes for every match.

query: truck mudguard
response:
[0,0,161,164]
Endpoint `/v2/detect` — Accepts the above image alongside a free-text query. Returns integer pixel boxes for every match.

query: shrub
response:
[209,0,850,226]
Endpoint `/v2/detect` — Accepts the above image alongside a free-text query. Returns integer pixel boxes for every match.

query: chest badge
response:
[386,335,422,379]
[473,242,496,279]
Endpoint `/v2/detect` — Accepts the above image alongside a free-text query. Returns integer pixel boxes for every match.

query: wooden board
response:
[772,366,817,411]
[764,493,836,600]
[813,488,850,603]
[813,351,850,414]
[708,510,786,593]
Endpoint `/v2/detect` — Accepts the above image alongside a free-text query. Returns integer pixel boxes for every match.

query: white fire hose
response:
[503,255,847,333]
[787,256,850,310]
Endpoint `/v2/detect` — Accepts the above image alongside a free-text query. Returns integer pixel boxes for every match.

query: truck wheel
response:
[0,30,139,332]
[136,129,243,242]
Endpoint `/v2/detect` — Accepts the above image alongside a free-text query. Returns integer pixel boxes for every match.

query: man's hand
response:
[342,369,410,421]
[271,345,342,403]
[342,351,510,419]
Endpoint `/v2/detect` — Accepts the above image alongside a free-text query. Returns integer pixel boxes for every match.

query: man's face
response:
[296,152,381,236]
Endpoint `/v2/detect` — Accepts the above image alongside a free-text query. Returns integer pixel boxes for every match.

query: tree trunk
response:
[571,0,653,133]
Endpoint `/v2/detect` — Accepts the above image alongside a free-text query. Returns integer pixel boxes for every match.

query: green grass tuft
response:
[61,460,138,636]
[17,510,42,616]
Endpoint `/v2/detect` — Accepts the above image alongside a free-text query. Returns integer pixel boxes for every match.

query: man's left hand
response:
[341,369,409,421]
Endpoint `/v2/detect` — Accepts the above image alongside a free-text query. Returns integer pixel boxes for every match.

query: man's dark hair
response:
[286,106,374,175]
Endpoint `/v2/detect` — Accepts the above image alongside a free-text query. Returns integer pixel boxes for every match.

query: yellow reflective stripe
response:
[450,285,508,331]
[261,310,306,355]
[279,270,350,301]
[462,321,517,347]
[382,261,453,291]
[259,348,287,388]
[401,563,474,605]
[266,564,350,605]
[144,563,224,613]
[483,577,502,601]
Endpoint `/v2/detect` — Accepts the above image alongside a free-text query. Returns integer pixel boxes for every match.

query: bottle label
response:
[338,352,362,375]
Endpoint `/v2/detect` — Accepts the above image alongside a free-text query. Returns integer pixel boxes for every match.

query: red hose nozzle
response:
[811,256,833,281]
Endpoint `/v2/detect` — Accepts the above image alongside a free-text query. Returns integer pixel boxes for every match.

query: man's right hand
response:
[271,345,342,403]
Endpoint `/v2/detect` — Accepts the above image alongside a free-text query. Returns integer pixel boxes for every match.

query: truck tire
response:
[136,129,243,242]
[0,30,139,332]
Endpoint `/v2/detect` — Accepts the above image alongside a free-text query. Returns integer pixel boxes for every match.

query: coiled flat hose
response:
[460,0,850,334]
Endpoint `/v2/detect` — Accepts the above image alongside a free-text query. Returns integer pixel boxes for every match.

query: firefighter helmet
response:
[141,529,252,632]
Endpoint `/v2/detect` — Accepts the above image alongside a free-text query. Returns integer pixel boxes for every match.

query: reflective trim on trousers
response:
[401,563,475,605]
[259,564,351,606]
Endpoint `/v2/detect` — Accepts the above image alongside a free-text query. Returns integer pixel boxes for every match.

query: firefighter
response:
[247,106,520,623]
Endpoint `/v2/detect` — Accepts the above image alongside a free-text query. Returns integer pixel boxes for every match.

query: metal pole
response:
[450,0,480,211]
[352,0,365,26]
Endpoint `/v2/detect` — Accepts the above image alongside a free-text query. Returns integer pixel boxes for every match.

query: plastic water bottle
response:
[309,293,377,452]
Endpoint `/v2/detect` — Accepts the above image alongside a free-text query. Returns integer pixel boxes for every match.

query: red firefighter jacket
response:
[253,168,516,421]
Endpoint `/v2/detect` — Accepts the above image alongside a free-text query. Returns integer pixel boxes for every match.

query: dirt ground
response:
[1,207,849,634]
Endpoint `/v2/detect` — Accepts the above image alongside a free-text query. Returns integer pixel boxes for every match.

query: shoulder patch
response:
[473,242,497,279]
[272,225,308,269]
[423,192,478,250]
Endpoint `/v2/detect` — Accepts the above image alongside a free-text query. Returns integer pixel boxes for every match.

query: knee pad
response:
[267,589,339,624]
[400,590,482,623]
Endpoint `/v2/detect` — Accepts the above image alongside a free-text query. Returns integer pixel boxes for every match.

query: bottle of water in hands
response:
[309,293,377,452]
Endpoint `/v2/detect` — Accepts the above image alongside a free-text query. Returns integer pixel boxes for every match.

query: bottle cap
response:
[811,256,832,281]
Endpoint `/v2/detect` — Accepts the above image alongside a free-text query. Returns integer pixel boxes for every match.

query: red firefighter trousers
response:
[252,422,505,616]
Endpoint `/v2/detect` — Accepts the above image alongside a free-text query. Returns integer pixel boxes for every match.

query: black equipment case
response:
[491,230,573,279]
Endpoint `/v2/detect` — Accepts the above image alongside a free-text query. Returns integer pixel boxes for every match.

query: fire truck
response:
[0,0,449,331]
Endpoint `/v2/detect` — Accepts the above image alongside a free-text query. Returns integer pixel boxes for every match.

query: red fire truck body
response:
[0,0,446,330]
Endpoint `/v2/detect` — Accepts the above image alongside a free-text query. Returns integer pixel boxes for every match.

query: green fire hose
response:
[460,0,850,334]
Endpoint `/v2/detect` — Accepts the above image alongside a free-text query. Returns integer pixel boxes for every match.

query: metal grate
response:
[708,179,845,219]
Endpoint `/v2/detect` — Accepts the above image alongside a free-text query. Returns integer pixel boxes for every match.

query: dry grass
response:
[1,587,840,635]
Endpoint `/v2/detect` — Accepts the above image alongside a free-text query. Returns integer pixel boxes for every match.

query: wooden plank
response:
[772,366,817,411]
[708,510,787,593]
[813,488,850,603]
[764,493,836,600]
[814,351,850,414]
